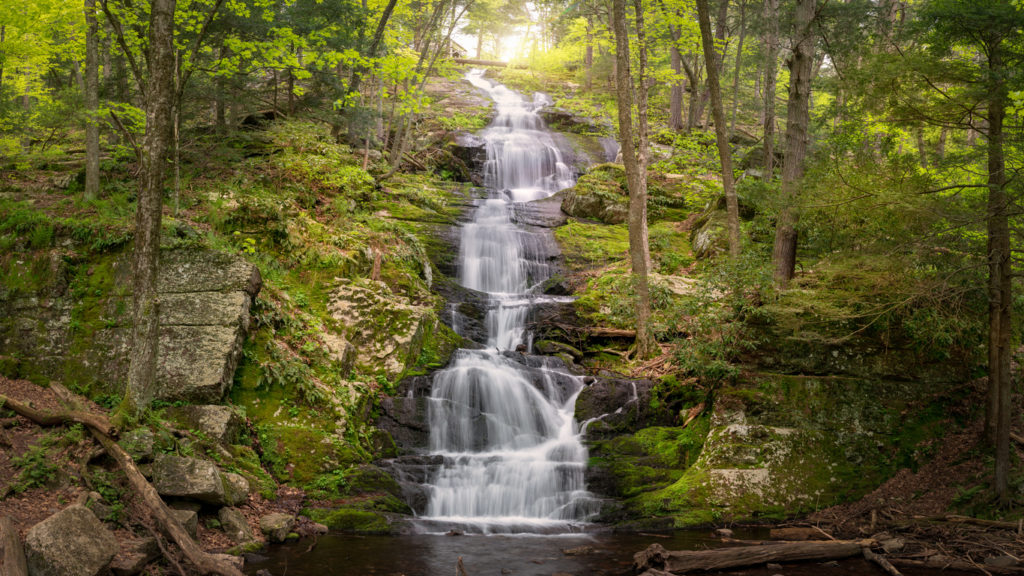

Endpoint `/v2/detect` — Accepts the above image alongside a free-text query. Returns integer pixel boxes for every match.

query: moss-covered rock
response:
[560,164,629,224]
[303,508,393,534]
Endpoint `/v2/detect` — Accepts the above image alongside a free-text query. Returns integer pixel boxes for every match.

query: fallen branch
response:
[8,386,244,576]
[863,547,903,576]
[889,557,1024,575]
[0,394,116,437]
[634,540,873,574]
[551,323,637,338]
[1,516,28,576]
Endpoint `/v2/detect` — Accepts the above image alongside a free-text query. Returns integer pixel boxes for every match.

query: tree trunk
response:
[215,44,227,133]
[612,0,657,360]
[729,0,747,137]
[121,0,177,421]
[635,541,872,574]
[585,17,594,91]
[669,30,684,132]
[771,0,815,288]
[697,0,741,257]
[84,0,101,200]
[985,48,1011,504]
[762,0,779,179]
[0,516,28,576]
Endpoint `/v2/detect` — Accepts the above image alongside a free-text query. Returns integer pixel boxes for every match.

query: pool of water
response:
[242,529,773,576]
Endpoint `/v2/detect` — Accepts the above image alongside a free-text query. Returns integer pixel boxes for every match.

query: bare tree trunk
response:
[585,17,594,91]
[121,0,177,421]
[916,128,928,169]
[985,48,1011,504]
[215,44,226,133]
[612,0,657,359]
[669,31,685,131]
[84,0,101,200]
[0,26,5,97]
[729,0,748,137]
[937,127,947,158]
[697,0,741,257]
[762,0,779,179]
[771,0,814,288]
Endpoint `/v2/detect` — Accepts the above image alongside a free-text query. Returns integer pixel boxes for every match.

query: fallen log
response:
[453,58,510,67]
[863,547,903,576]
[769,527,830,541]
[10,385,244,576]
[634,540,873,574]
[0,516,28,576]
[0,394,116,437]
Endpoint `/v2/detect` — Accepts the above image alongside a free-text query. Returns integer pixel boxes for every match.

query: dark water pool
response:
[242,529,773,576]
[243,529,979,576]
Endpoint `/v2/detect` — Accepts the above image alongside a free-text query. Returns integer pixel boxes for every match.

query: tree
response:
[696,0,741,256]
[762,0,779,179]
[121,0,177,420]
[84,0,100,200]
[914,0,1024,504]
[612,0,658,359]
[771,0,815,287]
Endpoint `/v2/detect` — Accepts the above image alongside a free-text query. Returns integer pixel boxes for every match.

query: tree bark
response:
[0,516,28,576]
[762,0,779,179]
[771,0,815,288]
[669,28,685,132]
[585,17,594,91]
[729,0,748,137]
[697,0,740,257]
[84,0,101,200]
[635,541,872,574]
[985,47,1011,504]
[122,0,177,420]
[612,0,657,359]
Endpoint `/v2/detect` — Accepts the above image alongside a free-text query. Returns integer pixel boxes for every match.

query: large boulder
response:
[328,280,436,380]
[24,504,118,576]
[151,455,225,505]
[218,508,255,544]
[560,164,629,224]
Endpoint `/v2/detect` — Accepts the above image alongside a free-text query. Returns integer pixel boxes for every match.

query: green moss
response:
[555,219,629,272]
[303,508,391,534]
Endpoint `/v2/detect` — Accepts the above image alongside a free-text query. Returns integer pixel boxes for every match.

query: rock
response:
[151,454,225,505]
[766,563,783,570]
[167,405,241,445]
[562,546,595,555]
[109,538,159,576]
[448,132,488,183]
[24,504,118,576]
[209,553,244,570]
[170,509,198,539]
[223,472,251,506]
[219,508,255,543]
[119,428,154,462]
[713,528,734,538]
[574,378,667,436]
[328,280,435,380]
[534,340,582,361]
[514,192,569,228]
[690,209,730,260]
[985,555,1020,568]
[259,513,296,544]
[560,164,629,224]
[310,523,329,535]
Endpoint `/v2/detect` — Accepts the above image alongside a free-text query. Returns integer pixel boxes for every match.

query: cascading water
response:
[419,70,599,533]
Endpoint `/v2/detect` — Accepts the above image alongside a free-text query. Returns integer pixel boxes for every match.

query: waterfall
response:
[419,70,599,533]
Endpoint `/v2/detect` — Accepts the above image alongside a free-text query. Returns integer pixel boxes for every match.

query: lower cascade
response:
[418,70,600,533]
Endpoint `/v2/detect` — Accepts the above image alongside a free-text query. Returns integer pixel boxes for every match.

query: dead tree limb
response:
[0,516,28,576]
[0,394,116,437]
[634,540,873,574]
[863,547,903,576]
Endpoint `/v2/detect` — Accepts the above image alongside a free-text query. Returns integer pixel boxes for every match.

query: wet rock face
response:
[575,378,666,438]
[328,280,436,380]
[24,504,118,576]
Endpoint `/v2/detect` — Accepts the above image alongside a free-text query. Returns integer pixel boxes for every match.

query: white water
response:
[421,70,598,533]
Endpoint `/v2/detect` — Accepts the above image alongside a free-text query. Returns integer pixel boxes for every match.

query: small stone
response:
[259,513,296,544]
[209,553,244,570]
[170,509,198,539]
[821,560,840,568]
[24,504,119,576]
[766,563,783,570]
[311,523,329,535]
[713,528,734,538]
[562,546,595,556]
[223,472,250,506]
[880,538,905,553]
[985,555,1020,568]
[120,429,155,462]
[219,507,255,543]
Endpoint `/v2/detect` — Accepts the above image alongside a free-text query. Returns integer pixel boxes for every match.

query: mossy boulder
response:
[24,505,118,576]
[560,164,629,224]
[303,508,393,534]
[328,279,436,380]
[689,209,730,260]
